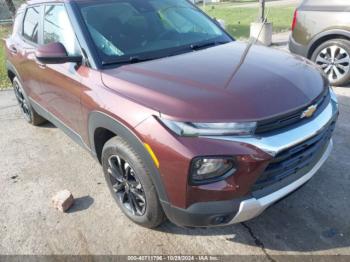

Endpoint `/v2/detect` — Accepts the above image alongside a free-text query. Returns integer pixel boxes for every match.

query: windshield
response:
[76,0,232,65]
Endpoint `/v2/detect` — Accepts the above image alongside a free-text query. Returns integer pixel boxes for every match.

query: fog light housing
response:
[212,215,230,225]
[190,157,237,185]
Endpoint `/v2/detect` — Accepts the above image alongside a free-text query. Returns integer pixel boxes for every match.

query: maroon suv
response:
[5,0,339,228]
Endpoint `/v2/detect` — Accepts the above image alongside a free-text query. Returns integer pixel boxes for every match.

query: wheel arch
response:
[307,30,350,58]
[88,111,169,202]
[7,70,16,83]
[6,61,20,83]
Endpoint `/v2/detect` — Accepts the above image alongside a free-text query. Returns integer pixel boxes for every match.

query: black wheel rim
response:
[107,155,146,216]
[13,81,31,122]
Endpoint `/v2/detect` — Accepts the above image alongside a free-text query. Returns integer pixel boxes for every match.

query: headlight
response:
[190,157,237,185]
[159,118,256,136]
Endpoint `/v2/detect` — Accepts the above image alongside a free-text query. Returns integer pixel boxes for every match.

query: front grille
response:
[252,121,336,192]
[255,89,330,134]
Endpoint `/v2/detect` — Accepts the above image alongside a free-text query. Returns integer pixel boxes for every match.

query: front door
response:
[38,3,84,137]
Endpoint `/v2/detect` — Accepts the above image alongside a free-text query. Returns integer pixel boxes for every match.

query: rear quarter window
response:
[12,10,24,37]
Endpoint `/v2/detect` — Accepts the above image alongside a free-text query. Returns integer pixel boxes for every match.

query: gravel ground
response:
[0,86,349,257]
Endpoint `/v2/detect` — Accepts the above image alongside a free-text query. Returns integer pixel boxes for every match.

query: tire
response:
[101,136,165,228]
[13,77,46,126]
[311,39,350,86]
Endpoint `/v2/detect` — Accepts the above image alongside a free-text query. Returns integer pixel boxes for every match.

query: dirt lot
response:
[0,86,349,257]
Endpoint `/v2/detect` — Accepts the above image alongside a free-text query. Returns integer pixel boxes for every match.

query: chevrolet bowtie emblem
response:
[301,104,317,119]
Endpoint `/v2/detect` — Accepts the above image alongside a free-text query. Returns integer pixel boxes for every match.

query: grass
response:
[203,5,295,39]
[0,25,12,89]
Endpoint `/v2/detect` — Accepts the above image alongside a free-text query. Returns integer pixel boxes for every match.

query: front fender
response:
[88,111,169,203]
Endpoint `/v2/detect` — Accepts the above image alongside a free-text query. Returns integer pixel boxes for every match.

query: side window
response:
[43,5,80,56]
[23,6,42,43]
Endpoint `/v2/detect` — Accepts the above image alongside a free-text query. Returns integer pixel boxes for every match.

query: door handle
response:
[36,60,46,69]
[38,63,46,69]
[9,45,17,54]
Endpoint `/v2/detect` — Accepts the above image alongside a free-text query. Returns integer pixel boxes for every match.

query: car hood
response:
[101,41,327,122]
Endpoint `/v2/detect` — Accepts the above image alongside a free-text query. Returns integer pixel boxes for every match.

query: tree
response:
[4,0,16,17]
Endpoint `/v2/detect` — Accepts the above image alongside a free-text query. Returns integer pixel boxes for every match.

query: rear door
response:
[8,5,44,101]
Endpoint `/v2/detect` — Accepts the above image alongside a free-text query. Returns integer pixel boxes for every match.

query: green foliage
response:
[0,26,12,89]
[203,5,294,39]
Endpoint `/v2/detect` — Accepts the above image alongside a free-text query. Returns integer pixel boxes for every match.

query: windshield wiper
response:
[102,56,158,66]
[102,41,230,66]
[166,40,230,57]
[190,40,229,51]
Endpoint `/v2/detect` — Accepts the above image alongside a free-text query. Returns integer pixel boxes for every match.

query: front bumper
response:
[163,92,339,227]
[162,139,333,227]
[229,139,333,224]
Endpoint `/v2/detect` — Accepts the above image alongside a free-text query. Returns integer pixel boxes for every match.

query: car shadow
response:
[67,195,94,213]
[157,93,350,253]
[40,121,56,129]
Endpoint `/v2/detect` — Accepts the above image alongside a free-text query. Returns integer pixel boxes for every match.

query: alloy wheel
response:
[107,155,147,216]
[13,81,31,122]
[315,45,350,83]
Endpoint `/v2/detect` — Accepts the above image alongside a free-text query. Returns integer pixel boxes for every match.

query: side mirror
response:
[35,42,82,64]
